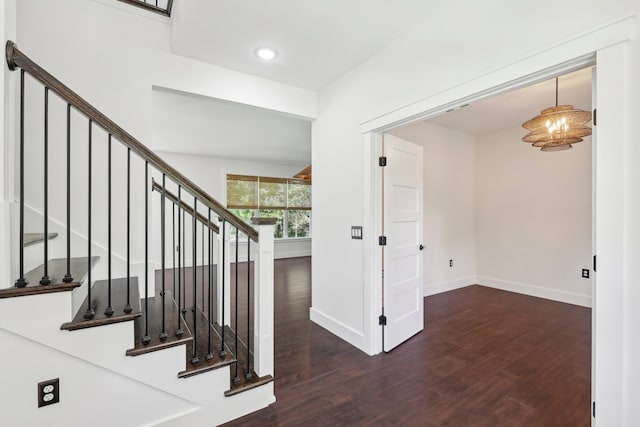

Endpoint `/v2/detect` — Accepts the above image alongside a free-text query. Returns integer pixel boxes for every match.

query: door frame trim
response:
[361,15,634,426]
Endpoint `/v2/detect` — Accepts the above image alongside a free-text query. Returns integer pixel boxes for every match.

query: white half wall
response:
[475,127,593,307]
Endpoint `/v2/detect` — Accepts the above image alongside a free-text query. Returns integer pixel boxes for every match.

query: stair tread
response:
[217,323,267,395]
[24,232,59,247]
[224,374,274,397]
[0,257,98,299]
[126,290,193,356]
[61,277,141,330]
[178,306,236,378]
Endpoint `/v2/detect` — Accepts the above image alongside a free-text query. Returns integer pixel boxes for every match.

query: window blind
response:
[227,174,311,210]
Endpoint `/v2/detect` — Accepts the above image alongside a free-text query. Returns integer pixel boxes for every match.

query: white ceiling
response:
[160,4,591,160]
[152,88,311,165]
[152,70,591,163]
[395,67,593,138]
[171,0,439,90]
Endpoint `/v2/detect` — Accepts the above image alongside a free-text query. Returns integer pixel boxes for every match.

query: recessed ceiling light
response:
[255,47,277,61]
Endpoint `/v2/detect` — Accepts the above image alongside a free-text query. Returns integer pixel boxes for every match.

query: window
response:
[227,174,311,239]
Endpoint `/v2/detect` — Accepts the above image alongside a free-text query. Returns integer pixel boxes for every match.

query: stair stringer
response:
[0,291,275,425]
[0,327,199,427]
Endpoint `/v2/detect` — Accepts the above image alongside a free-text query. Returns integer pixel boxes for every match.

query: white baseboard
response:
[423,276,476,297]
[476,275,592,308]
[309,307,367,352]
[275,249,311,259]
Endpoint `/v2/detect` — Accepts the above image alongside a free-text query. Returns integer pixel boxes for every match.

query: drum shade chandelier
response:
[521,77,592,152]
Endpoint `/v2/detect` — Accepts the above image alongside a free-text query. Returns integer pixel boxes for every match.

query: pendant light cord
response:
[555,77,559,106]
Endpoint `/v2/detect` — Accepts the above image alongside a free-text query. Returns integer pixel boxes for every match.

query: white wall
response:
[389,121,592,305]
[7,0,640,425]
[476,127,592,306]
[0,327,197,427]
[311,2,639,424]
[1,0,17,289]
[312,0,636,348]
[152,151,311,265]
[390,123,476,295]
[14,0,316,282]
[7,1,314,424]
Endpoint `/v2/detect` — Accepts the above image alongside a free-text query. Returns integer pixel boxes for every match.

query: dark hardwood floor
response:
[223,257,591,426]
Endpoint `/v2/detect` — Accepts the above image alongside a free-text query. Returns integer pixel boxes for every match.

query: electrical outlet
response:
[38,378,59,407]
[351,226,363,240]
[582,269,590,279]
[449,259,453,267]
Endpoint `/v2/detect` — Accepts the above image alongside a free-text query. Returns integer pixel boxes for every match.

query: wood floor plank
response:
[222,260,591,426]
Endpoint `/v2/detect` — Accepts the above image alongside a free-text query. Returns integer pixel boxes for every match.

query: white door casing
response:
[382,134,424,352]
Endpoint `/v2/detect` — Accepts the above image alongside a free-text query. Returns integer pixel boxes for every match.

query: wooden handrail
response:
[6,41,258,242]
[117,0,174,17]
[151,178,220,234]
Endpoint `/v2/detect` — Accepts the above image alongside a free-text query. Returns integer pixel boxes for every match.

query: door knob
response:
[419,244,424,251]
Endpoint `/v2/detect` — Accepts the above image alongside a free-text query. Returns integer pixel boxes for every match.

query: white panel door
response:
[383,135,424,352]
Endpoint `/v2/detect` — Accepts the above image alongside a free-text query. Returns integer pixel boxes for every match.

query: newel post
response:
[251,217,276,377]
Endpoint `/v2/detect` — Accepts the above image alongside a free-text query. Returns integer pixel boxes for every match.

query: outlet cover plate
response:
[38,378,59,407]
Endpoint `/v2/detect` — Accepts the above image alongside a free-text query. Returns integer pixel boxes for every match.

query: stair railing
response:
[5,40,274,388]
[152,179,268,384]
[117,0,174,17]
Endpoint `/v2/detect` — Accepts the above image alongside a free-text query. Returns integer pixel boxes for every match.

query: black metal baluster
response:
[182,209,186,315]
[176,185,183,337]
[159,174,167,341]
[246,237,252,379]
[191,197,199,364]
[206,208,213,360]
[40,87,50,285]
[220,218,227,357]
[62,104,73,284]
[142,161,150,344]
[233,227,240,384]
[124,148,132,314]
[15,70,27,288]
[105,135,114,317]
[172,202,176,296]
[84,120,94,320]
[202,222,205,310]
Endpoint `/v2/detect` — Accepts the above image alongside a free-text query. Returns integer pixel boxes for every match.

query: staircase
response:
[117,0,174,16]
[0,41,276,426]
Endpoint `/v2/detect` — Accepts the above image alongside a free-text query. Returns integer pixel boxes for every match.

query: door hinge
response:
[593,254,597,272]
[378,315,387,326]
[379,156,387,167]
[378,236,387,246]
[593,108,597,126]
[381,268,384,279]
[592,401,595,418]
